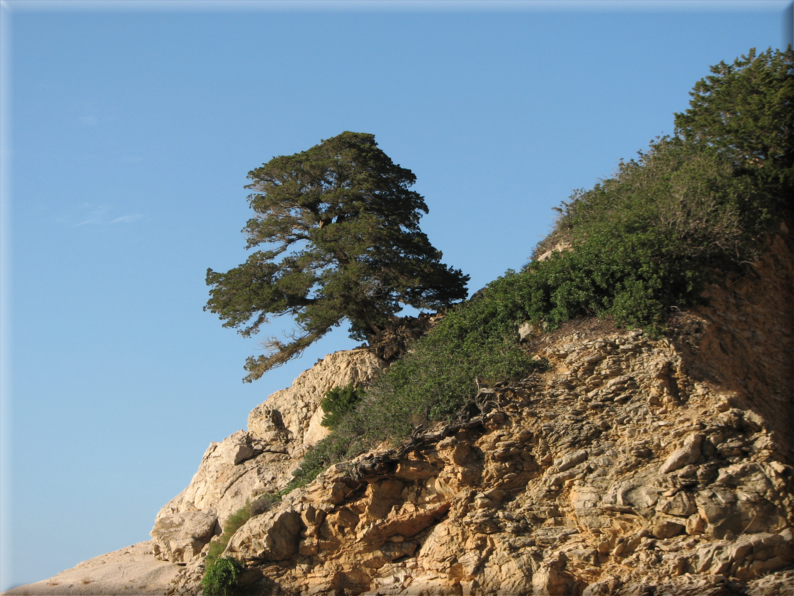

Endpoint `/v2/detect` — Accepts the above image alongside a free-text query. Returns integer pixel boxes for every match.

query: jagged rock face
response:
[676,230,794,462]
[150,511,217,564]
[248,348,385,453]
[207,322,792,595]
[159,231,793,595]
[151,427,291,559]
[150,348,385,566]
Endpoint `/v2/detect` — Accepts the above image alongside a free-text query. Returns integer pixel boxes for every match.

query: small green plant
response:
[205,502,252,568]
[201,556,245,596]
[321,384,364,429]
[249,492,281,516]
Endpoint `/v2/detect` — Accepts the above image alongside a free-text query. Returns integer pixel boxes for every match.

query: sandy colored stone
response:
[3,541,179,596]
[149,349,385,564]
[225,509,304,561]
[150,510,217,564]
[659,433,703,473]
[248,348,385,447]
[303,405,331,449]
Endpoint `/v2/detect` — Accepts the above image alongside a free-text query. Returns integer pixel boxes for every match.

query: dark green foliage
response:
[321,384,364,429]
[674,47,793,194]
[205,503,252,568]
[201,557,245,596]
[205,132,469,382]
[364,286,544,424]
[527,47,792,335]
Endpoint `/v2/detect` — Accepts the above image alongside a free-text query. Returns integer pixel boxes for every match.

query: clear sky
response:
[1,0,790,590]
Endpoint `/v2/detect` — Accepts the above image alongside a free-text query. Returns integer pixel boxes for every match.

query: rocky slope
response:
[151,348,386,565]
[7,226,793,595]
[2,542,179,596]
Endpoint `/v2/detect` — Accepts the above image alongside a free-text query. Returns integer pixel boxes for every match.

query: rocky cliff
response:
[7,227,793,596]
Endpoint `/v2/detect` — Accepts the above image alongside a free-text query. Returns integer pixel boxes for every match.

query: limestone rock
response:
[225,509,304,561]
[150,510,217,564]
[247,348,385,448]
[147,348,385,565]
[659,433,703,473]
[3,541,179,595]
[303,405,330,449]
[152,429,292,536]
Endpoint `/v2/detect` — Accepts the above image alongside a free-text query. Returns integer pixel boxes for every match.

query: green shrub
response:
[201,556,245,596]
[321,384,364,429]
[525,48,793,333]
[249,492,281,516]
[519,134,786,336]
[204,502,252,568]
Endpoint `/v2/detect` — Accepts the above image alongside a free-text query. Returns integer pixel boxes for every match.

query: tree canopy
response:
[205,132,469,382]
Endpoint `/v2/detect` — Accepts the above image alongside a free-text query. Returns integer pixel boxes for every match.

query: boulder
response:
[150,510,217,564]
[659,433,703,474]
[225,509,304,561]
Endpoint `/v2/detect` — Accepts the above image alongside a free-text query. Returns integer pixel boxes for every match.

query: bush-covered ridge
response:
[529,47,792,332]
[284,47,792,492]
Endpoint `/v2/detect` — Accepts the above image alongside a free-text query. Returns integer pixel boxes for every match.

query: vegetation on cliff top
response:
[289,47,792,491]
[527,46,792,333]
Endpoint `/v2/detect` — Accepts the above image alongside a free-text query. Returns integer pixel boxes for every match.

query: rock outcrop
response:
[175,317,792,596]
[151,348,385,566]
[10,229,793,596]
[3,541,180,595]
[160,230,793,595]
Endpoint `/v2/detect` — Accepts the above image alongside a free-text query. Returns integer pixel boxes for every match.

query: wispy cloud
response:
[108,214,143,224]
[67,204,144,227]
[76,100,119,127]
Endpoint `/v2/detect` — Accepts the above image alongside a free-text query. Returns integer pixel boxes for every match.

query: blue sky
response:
[1,0,790,590]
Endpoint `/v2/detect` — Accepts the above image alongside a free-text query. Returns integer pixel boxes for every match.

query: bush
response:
[321,384,364,429]
[521,134,786,336]
[201,556,245,596]
[205,503,252,568]
[249,492,281,516]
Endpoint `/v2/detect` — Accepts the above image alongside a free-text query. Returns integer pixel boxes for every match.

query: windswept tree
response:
[206,132,469,382]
